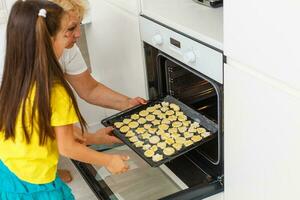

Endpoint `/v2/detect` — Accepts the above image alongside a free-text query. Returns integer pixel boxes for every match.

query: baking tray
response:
[101,95,218,167]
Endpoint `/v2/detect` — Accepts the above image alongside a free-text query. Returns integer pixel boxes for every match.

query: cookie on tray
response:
[129,136,138,143]
[134,140,144,148]
[125,130,135,137]
[114,122,124,129]
[146,106,156,113]
[170,103,180,111]
[131,114,139,120]
[137,117,147,124]
[143,123,152,130]
[191,135,202,142]
[123,118,132,124]
[184,140,194,147]
[136,127,146,134]
[166,110,175,116]
[120,125,130,133]
[128,121,139,129]
[158,124,169,131]
[201,132,211,138]
[197,127,206,134]
[172,143,183,151]
[152,154,163,162]
[172,121,182,128]
[144,149,155,158]
[139,110,149,117]
[149,136,160,144]
[145,114,155,122]
[157,142,167,149]
[163,147,175,156]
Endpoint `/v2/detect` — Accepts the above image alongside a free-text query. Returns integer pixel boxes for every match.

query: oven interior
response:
[144,42,224,188]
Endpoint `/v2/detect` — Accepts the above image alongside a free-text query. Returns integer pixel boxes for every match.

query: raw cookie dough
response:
[128,121,139,129]
[138,117,147,124]
[120,126,130,133]
[123,118,132,124]
[163,147,175,156]
[145,114,155,122]
[149,136,160,144]
[191,135,202,142]
[139,110,149,117]
[125,131,135,137]
[114,122,124,128]
[152,154,163,162]
[131,114,139,120]
[144,149,155,157]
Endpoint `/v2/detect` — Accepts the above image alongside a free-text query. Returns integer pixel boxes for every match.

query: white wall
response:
[85,0,147,118]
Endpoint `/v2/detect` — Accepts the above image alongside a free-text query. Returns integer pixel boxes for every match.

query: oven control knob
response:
[152,34,163,46]
[183,51,196,64]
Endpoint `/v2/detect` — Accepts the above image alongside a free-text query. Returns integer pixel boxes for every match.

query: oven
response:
[72,16,224,200]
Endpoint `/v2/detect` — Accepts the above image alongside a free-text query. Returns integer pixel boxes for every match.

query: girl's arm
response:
[54,124,129,174]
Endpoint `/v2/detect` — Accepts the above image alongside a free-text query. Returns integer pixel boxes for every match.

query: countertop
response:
[140,0,223,50]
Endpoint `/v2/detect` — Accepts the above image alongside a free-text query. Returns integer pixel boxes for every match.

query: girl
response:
[0,0,129,199]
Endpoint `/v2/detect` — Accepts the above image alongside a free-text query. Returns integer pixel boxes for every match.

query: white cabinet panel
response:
[224,63,300,200]
[85,0,147,117]
[101,0,140,15]
[224,1,300,90]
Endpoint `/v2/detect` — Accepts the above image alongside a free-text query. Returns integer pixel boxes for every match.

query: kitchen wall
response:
[75,25,106,132]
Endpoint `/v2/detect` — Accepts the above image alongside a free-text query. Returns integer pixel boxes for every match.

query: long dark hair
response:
[0,0,86,145]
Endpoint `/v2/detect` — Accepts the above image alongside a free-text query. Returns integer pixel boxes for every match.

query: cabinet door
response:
[224,63,300,200]
[85,0,147,117]
[224,1,300,90]
[101,0,140,15]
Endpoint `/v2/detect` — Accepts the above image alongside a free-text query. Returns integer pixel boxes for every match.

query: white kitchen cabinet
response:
[101,0,141,16]
[224,63,300,200]
[85,0,147,117]
[224,1,300,90]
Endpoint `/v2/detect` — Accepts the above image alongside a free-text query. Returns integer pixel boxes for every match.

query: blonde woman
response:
[48,0,147,183]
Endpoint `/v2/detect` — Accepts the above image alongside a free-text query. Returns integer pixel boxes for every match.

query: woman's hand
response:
[106,154,130,174]
[90,127,122,145]
[123,97,147,110]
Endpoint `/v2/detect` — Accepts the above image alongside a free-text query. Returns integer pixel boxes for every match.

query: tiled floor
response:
[59,156,98,200]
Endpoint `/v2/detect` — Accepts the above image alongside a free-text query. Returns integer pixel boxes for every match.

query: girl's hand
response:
[92,127,122,145]
[106,154,130,174]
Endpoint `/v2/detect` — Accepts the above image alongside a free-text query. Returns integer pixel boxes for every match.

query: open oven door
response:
[72,144,224,200]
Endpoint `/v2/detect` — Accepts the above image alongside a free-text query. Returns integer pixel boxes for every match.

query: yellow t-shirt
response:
[0,84,79,184]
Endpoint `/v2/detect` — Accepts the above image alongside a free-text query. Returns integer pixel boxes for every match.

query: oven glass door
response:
[73,144,189,200]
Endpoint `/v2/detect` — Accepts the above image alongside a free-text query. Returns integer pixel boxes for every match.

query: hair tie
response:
[38,9,47,18]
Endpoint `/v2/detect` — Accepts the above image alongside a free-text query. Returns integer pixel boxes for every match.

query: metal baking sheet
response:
[101,95,218,167]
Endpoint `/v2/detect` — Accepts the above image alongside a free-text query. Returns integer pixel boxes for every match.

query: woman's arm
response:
[65,70,146,111]
[55,124,129,174]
